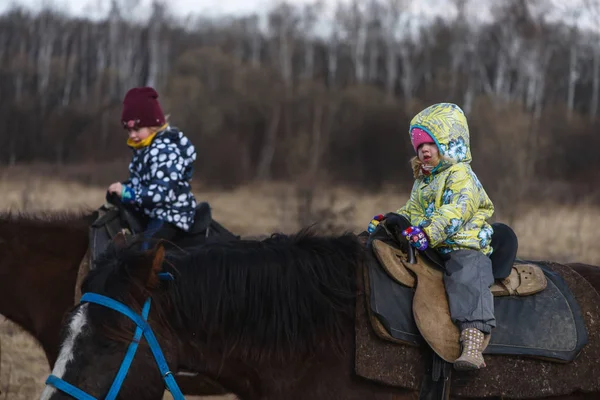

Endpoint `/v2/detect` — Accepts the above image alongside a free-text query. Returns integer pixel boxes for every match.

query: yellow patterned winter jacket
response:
[396,103,495,255]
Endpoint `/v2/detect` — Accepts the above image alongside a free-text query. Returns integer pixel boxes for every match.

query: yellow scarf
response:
[126,123,168,149]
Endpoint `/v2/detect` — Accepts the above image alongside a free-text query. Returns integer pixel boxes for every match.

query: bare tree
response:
[232,14,263,67]
[93,22,108,107]
[365,0,384,83]
[567,33,580,120]
[398,26,416,104]
[584,0,600,120]
[36,10,59,110]
[557,5,584,119]
[78,21,89,102]
[327,22,340,87]
[267,2,300,88]
[300,1,324,79]
[381,0,407,99]
[336,0,368,83]
[146,1,166,88]
[107,0,122,98]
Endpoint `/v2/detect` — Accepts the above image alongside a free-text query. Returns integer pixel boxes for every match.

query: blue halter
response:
[44,273,184,400]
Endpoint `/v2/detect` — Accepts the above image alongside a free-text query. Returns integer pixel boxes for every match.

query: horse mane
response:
[166,228,364,362]
[91,228,366,363]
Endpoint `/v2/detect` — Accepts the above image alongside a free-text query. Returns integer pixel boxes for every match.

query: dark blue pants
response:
[141,218,178,250]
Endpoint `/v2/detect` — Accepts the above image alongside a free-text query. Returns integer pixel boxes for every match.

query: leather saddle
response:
[74,193,238,303]
[367,215,547,363]
[92,193,213,240]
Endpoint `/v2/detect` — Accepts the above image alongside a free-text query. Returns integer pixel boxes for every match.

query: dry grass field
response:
[0,168,599,399]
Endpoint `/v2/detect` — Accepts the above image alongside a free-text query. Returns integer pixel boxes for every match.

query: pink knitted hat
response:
[410,127,435,153]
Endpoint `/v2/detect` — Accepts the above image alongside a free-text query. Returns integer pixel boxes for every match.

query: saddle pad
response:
[355,261,600,398]
[368,254,587,362]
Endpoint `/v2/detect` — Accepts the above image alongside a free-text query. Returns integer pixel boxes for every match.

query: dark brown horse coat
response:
[2,213,600,400]
[0,212,92,365]
[50,229,600,400]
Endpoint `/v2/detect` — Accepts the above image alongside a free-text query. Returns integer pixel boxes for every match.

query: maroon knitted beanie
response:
[121,87,165,129]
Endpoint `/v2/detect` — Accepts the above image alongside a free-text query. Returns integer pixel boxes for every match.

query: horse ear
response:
[127,242,166,290]
[145,243,166,289]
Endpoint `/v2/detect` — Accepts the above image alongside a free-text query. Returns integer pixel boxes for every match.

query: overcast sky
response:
[3,0,312,17]
[2,0,347,18]
[0,0,484,20]
[0,0,596,32]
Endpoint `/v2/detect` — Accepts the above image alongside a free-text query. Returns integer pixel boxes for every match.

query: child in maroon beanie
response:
[108,86,197,247]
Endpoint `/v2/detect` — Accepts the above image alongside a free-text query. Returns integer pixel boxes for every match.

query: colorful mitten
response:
[367,214,385,234]
[401,226,429,251]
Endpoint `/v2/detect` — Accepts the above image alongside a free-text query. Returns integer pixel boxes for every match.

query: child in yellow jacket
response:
[369,102,495,371]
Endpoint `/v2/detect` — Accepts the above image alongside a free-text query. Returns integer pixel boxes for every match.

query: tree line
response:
[0,0,598,210]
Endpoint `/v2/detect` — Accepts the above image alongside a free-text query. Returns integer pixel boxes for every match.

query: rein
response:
[44,273,184,400]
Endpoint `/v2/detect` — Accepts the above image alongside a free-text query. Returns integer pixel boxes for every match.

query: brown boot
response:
[454,327,486,371]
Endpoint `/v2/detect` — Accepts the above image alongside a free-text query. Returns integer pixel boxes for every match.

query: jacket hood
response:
[409,103,471,172]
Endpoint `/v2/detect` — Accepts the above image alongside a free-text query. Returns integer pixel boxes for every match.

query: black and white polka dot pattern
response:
[127,126,197,231]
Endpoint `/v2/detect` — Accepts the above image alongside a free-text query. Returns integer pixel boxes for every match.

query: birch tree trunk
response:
[567,44,578,120]
[268,3,297,89]
[15,37,26,103]
[327,30,339,87]
[61,24,77,107]
[591,45,600,121]
[354,17,367,83]
[146,2,165,88]
[399,45,413,104]
[385,45,398,99]
[301,2,321,79]
[337,0,367,84]
[108,2,121,98]
[94,24,108,107]
[37,14,57,111]
[367,0,383,83]
[308,98,325,177]
[255,104,282,181]
[248,15,262,68]
[382,0,406,99]
[79,22,89,102]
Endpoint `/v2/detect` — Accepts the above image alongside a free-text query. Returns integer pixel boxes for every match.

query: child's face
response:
[417,143,440,166]
[127,127,152,143]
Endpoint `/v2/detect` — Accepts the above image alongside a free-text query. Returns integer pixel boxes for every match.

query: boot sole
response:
[454,360,485,371]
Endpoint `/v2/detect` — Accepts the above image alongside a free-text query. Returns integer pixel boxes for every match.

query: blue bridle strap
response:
[44,291,184,400]
[45,375,97,400]
[104,296,151,399]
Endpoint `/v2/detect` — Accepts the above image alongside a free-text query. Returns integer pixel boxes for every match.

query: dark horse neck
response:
[0,212,92,366]
[148,232,366,398]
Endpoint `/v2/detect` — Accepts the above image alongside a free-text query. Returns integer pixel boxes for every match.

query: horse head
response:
[40,239,181,400]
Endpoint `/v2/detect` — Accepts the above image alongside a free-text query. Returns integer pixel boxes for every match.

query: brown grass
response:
[0,170,598,399]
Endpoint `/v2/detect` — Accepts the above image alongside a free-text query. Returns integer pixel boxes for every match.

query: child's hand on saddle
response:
[367,214,386,234]
[108,182,123,197]
[401,226,429,251]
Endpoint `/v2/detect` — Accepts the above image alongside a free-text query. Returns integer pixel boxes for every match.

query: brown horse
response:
[0,211,93,366]
[0,210,236,396]
[41,229,600,400]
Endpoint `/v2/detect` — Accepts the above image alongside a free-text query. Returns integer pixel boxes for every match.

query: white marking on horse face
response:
[40,304,89,400]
